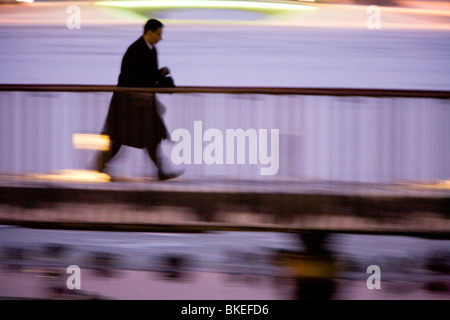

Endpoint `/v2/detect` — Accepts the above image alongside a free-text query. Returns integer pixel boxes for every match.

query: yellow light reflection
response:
[412,180,450,190]
[30,170,111,183]
[73,133,110,151]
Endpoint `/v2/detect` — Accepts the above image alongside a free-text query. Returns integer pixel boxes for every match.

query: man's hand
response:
[159,66,170,77]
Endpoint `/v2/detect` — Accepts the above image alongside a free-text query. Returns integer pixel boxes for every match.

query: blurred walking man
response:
[96,19,182,181]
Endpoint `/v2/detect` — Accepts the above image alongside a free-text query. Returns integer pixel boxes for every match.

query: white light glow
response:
[95,0,317,11]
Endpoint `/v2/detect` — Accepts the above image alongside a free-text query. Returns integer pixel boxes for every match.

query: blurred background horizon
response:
[0,0,449,89]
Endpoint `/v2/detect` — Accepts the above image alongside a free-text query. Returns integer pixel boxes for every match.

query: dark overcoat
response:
[102,37,169,149]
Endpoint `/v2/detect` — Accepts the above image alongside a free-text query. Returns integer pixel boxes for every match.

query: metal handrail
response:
[1,84,450,98]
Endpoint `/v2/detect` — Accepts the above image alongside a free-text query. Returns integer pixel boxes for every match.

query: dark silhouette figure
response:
[96,19,182,181]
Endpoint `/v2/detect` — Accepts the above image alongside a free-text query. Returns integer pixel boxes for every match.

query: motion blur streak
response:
[95,0,318,10]
[72,133,110,151]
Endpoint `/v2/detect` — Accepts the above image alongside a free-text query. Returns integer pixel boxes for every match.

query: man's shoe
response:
[158,169,184,181]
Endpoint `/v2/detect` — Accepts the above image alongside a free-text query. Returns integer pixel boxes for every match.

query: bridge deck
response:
[0,173,449,237]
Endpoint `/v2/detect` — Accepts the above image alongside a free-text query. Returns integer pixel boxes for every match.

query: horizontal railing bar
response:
[1,84,450,99]
[0,219,449,239]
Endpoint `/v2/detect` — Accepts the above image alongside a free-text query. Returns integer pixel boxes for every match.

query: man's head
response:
[143,19,163,46]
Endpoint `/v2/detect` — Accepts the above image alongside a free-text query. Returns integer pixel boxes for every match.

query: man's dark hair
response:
[144,19,163,34]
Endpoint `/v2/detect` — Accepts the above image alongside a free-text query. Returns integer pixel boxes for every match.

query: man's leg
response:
[146,143,183,181]
[96,141,121,173]
[146,143,162,173]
